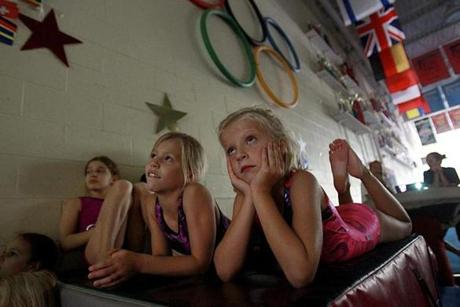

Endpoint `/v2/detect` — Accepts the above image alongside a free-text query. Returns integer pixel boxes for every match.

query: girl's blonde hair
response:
[153,132,207,184]
[0,270,57,307]
[218,107,301,175]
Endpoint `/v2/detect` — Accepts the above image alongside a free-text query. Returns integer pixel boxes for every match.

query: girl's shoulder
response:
[289,169,318,183]
[62,197,82,212]
[288,170,321,192]
[182,182,213,211]
[183,182,211,197]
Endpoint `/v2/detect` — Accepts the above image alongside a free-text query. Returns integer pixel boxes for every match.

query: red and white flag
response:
[385,69,418,93]
[0,0,18,19]
[391,84,421,105]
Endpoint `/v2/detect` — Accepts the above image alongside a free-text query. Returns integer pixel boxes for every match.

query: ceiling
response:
[395,0,460,57]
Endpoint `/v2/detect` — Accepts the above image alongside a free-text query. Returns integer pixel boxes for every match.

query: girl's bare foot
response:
[329,139,349,193]
[344,141,365,179]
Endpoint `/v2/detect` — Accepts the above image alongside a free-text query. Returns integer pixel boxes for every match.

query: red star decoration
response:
[19,10,82,67]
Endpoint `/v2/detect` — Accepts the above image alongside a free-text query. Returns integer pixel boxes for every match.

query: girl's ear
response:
[111,175,120,183]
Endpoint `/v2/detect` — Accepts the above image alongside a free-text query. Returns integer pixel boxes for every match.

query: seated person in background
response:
[423,151,460,241]
[423,152,460,188]
[0,233,59,307]
[59,156,144,269]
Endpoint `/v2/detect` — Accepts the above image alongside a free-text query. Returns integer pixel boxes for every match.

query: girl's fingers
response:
[88,259,112,272]
[99,275,127,288]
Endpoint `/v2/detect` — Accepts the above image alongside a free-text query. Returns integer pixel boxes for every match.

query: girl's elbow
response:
[215,266,236,283]
[214,257,237,282]
[403,221,413,237]
[285,267,316,288]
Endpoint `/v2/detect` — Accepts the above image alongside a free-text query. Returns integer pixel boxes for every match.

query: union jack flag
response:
[356,5,405,58]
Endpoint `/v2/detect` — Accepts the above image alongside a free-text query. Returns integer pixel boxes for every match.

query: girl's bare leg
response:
[85,180,133,264]
[329,141,353,204]
[331,139,412,242]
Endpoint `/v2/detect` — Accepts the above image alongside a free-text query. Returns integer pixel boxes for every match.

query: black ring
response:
[224,0,267,46]
[264,17,301,72]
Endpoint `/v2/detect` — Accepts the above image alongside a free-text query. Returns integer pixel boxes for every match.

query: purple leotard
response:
[155,196,230,255]
[78,196,103,232]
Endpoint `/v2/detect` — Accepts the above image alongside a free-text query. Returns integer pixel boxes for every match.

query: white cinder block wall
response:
[0,0,385,244]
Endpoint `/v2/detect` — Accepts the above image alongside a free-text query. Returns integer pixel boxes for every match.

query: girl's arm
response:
[88,183,217,287]
[214,192,255,282]
[124,185,147,252]
[59,198,93,251]
[252,171,323,288]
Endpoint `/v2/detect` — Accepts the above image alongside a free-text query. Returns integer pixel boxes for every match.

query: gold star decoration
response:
[146,94,187,133]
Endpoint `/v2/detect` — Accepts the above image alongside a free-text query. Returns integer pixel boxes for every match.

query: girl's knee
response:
[111,180,133,196]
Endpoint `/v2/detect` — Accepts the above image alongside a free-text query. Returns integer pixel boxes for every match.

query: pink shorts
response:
[321,203,381,263]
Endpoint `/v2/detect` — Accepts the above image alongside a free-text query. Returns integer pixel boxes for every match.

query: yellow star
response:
[146,94,187,133]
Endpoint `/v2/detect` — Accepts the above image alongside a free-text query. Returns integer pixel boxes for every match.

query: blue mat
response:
[445,227,460,273]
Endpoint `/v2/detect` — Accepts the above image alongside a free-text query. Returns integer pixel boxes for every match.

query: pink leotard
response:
[283,173,381,262]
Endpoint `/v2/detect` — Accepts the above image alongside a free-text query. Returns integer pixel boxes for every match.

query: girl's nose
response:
[150,156,160,167]
[236,150,247,161]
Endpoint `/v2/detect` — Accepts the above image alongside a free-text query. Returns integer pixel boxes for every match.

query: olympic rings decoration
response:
[264,17,301,73]
[224,0,267,46]
[254,45,299,109]
[190,0,225,9]
[200,9,256,88]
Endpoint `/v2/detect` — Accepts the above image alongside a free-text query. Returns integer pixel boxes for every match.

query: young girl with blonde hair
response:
[214,107,412,288]
[88,132,229,288]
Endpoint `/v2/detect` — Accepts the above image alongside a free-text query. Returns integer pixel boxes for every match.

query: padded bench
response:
[58,235,439,306]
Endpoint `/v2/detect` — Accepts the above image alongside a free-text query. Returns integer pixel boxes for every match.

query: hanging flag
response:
[0,0,18,18]
[337,0,395,26]
[391,84,421,105]
[0,15,16,45]
[412,49,450,86]
[356,5,405,57]
[369,43,409,80]
[22,0,42,7]
[385,69,418,93]
[443,39,460,74]
[397,96,430,113]
[405,108,422,120]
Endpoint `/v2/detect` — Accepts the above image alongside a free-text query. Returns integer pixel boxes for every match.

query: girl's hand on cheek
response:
[227,159,251,197]
[251,141,285,194]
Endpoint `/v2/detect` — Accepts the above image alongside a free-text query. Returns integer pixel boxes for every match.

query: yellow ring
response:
[253,45,299,109]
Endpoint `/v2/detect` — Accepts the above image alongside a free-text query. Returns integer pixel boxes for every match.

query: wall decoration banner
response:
[448,108,460,129]
[431,112,451,134]
[412,50,450,86]
[0,15,16,45]
[443,39,460,74]
[414,118,436,145]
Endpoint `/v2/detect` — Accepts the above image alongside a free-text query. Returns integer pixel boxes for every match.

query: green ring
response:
[200,9,256,87]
